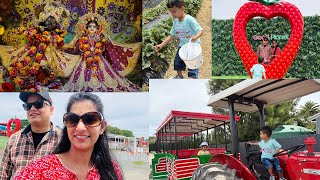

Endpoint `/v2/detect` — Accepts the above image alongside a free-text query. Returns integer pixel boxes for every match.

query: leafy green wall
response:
[212,16,320,78]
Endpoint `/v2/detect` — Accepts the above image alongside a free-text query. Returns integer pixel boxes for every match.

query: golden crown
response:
[37,2,70,30]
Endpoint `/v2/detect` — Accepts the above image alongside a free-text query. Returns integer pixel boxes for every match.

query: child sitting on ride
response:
[250,56,266,79]
[259,126,286,180]
[197,142,210,156]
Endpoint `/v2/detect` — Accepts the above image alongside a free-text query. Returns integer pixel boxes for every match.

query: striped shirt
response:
[0,124,62,179]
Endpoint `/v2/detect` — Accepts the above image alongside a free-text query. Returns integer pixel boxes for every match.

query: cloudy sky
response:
[1,80,319,139]
[212,0,320,19]
[0,92,149,138]
[148,79,320,136]
[148,79,217,136]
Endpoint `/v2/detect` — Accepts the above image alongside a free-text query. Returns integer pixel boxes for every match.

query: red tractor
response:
[206,79,320,180]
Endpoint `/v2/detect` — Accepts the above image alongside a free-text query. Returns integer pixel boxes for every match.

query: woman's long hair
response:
[53,93,118,180]
[272,41,280,55]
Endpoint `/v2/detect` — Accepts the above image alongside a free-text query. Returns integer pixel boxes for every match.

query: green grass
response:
[212,76,250,79]
[132,161,146,165]
[0,136,8,150]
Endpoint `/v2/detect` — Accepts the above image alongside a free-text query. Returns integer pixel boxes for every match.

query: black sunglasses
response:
[63,111,103,127]
[23,100,50,111]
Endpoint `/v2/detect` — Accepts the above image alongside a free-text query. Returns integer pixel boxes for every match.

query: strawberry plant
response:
[142,0,204,84]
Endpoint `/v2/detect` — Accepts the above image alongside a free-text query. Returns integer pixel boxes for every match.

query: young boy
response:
[155,0,203,79]
[250,56,266,79]
[259,126,285,180]
[197,142,210,156]
[256,36,272,64]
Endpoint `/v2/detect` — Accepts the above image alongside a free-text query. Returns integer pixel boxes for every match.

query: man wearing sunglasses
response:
[256,35,272,64]
[0,92,62,179]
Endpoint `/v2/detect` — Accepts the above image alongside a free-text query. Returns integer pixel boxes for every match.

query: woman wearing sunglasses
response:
[15,93,123,180]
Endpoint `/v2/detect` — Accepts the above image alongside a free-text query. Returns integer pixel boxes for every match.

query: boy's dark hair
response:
[258,56,264,64]
[260,126,272,137]
[167,0,185,8]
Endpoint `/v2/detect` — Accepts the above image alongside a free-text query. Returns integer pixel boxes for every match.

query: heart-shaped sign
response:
[7,118,21,137]
[233,1,304,79]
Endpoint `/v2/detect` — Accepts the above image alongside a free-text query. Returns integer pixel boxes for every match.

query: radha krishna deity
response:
[0,2,79,91]
[63,13,141,92]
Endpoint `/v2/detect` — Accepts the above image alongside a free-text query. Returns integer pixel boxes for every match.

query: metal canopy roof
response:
[156,110,240,135]
[207,79,320,113]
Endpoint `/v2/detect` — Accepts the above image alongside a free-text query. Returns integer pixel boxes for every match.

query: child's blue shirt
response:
[170,15,203,47]
[250,64,265,79]
[259,138,282,159]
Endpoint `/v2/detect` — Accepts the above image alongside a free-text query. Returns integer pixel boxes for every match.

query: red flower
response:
[1,83,14,92]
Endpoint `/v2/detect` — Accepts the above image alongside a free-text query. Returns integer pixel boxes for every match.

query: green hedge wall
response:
[212,16,320,78]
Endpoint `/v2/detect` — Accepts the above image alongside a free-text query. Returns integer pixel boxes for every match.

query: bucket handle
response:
[187,37,194,60]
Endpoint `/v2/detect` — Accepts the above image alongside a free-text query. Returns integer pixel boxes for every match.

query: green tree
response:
[298,101,320,130]
[107,126,123,135]
[264,99,300,129]
[122,130,134,137]
[207,79,303,142]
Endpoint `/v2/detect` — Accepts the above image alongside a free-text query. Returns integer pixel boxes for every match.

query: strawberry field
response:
[142,0,204,85]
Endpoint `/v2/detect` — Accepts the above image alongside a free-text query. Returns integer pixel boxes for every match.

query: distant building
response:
[137,137,149,148]
[108,133,134,150]
[308,113,320,134]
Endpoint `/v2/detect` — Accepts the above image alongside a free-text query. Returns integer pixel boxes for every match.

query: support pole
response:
[161,129,164,153]
[224,123,227,150]
[193,133,196,149]
[257,103,265,129]
[164,124,168,153]
[206,128,209,145]
[174,117,178,158]
[169,122,172,154]
[156,132,160,152]
[228,97,239,157]
[215,126,217,148]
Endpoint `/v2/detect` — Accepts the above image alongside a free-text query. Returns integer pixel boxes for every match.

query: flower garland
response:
[79,33,107,77]
[7,26,66,88]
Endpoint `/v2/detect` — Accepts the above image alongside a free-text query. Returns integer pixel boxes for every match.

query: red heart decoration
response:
[7,118,21,137]
[233,2,304,79]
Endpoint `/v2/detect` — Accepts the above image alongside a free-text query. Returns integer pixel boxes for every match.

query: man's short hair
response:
[258,56,264,64]
[261,126,272,137]
[167,0,185,8]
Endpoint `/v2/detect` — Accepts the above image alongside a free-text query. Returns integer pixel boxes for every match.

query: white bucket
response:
[178,39,203,69]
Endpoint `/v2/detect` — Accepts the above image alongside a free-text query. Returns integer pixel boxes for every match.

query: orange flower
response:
[95,49,102,55]
[23,57,31,65]
[13,77,23,85]
[8,67,15,77]
[39,43,47,51]
[43,31,49,35]
[28,46,37,55]
[84,51,91,58]
[92,66,97,71]
[33,62,40,69]
[35,53,43,62]
[83,44,90,51]
[16,62,23,69]
[86,57,93,66]
[93,56,100,63]
[95,42,102,48]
